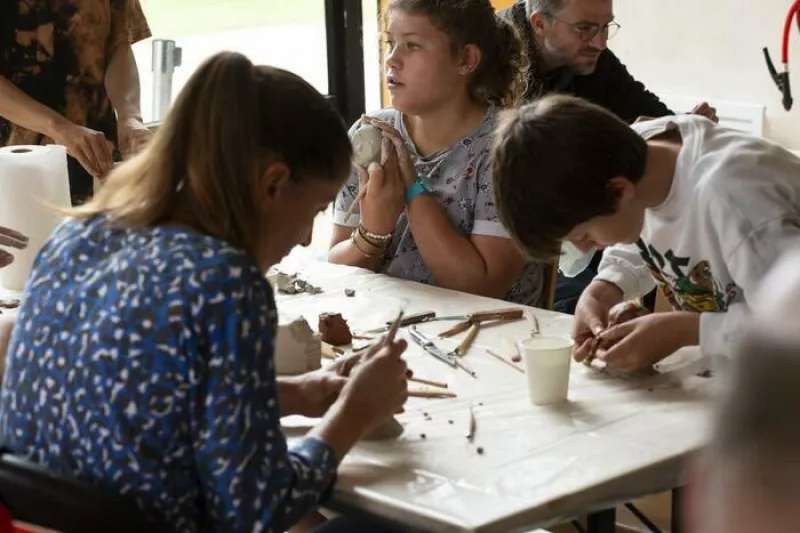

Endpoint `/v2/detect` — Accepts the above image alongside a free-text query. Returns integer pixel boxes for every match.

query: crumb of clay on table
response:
[266,270,322,295]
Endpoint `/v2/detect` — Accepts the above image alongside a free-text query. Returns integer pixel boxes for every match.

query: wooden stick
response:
[468,307,525,322]
[454,324,480,356]
[486,348,524,373]
[344,186,367,220]
[408,389,457,399]
[466,405,476,441]
[439,319,472,338]
[384,308,404,345]
[409,376,448,389]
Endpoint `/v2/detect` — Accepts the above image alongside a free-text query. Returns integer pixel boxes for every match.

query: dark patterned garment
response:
[0,1,151,203]
[0,216,338,532]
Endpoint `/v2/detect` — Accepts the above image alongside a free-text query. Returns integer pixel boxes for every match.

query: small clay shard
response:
[269,271,323,295]
[318,312,353,346]
[344,288,355,297]
[305,284,323,295]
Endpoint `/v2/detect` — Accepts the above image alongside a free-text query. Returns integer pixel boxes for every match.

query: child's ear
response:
[608,176,637,204]
[258,161,291,205]
[459,44,482,76]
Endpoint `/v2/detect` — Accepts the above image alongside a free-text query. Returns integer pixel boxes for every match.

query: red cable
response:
[781,0,800,64]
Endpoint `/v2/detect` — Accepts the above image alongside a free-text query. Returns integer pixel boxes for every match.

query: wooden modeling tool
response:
[466,405,476,442]
[384,307,404,345]
[453,323,480,357]
[439,308,525,338]
[409,376,448,389]
[486,348,524,373]
[408,390,458,399]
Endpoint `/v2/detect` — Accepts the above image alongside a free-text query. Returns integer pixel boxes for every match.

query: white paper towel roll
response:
[0,145,71,291]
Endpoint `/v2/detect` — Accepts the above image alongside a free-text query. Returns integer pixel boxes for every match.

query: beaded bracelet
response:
[357,226,390,249]
[358,224,392,243]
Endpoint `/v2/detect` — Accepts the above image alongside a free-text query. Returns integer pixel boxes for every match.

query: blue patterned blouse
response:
[0,216,337,532]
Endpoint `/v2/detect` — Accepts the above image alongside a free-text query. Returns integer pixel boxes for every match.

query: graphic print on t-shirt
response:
[636,239,738,312]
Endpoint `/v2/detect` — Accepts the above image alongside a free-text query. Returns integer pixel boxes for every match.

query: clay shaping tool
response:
[438,308,525,338]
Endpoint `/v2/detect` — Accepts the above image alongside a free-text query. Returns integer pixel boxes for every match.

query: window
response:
[134,1,382,260]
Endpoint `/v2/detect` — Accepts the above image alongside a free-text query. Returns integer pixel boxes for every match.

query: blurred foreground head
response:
[687,328,800,532]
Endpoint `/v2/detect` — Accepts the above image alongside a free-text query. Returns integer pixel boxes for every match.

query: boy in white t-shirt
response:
[491,94,800,370]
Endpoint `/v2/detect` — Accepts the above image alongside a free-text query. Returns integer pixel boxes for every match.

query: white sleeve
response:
[594,242,657,299]
[699,218,800,358]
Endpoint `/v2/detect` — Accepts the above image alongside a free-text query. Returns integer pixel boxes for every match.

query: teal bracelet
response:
[405,175,431,203]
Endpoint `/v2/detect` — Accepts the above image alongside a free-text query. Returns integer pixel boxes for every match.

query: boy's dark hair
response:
[385,0,528,108]
[491,95,648,261]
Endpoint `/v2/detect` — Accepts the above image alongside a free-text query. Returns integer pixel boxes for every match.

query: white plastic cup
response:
[519,336,574,405]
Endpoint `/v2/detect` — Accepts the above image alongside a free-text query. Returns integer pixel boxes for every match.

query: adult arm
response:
[0,76,66,141]
[105,0,153,157]
[105,44,144,124]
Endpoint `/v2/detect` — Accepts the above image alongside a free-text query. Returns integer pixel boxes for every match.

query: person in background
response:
[0,52,409,533]
[491,95,800,372]
[498,0,717,313]
[0,1,154,205]
[329,0,543,307]
[0,226,27,378]
[684,251,800,533]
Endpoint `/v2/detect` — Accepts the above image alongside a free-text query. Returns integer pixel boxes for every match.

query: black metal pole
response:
[325,0,366,125]
[671,486,684,533]
[586,508,616,533]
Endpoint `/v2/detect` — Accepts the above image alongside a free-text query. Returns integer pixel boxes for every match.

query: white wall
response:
[612,0,800,149]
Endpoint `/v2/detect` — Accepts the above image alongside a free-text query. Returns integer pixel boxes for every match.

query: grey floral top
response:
[334,108,543,306]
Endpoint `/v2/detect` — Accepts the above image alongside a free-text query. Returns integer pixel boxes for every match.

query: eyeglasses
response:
[545,14,621,41]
